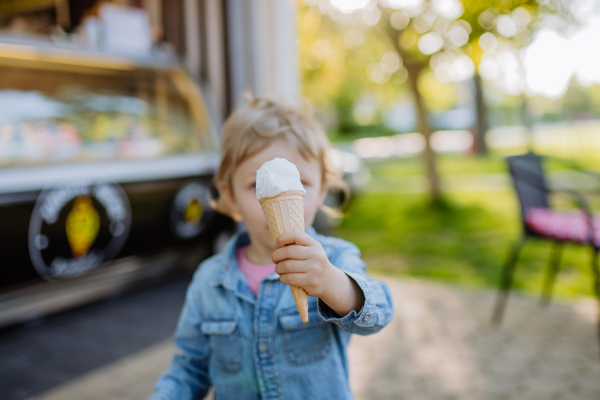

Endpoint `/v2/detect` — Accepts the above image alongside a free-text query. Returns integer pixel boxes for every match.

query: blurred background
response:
[300,0,600,299]
[1,0,600,399]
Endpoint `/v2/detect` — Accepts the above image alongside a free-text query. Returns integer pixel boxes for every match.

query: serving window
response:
[0,60,217,168]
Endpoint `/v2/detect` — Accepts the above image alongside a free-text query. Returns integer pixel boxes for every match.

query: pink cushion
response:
[525,207,600,246]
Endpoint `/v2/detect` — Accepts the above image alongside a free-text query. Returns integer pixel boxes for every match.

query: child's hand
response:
[272,231,365,316]
[272,230,334,298]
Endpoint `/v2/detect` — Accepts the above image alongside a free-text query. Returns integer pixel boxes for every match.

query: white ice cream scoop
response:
[255,158,306,200]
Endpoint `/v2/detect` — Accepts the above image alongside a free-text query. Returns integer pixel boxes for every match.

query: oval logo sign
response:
[28,182,132,280]
[170,181,213,239]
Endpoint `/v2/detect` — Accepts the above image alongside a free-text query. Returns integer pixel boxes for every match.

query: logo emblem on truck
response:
[170,181,213,239]
[28,182,131,281]
[66,196,100,259]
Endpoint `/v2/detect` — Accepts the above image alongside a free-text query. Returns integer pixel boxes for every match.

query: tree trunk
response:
[405,63,442,201]
[521,95,534,153]
[473,73,488,155]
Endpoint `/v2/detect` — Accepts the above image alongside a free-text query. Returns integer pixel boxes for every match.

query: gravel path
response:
[30,276,600,400]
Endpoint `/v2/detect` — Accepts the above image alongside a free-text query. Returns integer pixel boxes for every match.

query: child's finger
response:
[275,230,313,249]
[278,272,308,287]
[275,259,308,275]
[272,245,312,263]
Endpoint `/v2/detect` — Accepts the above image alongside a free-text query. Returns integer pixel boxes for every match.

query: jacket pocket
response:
[201,319,242,374]
[279,308,332,366]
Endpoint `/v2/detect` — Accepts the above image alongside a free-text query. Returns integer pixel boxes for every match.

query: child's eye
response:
[251,183,256,190]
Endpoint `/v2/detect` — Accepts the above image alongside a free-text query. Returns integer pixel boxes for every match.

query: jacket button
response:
[258,342,268,354]
[363,314,371,322]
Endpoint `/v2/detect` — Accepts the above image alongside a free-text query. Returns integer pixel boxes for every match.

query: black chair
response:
[490,153,600,350]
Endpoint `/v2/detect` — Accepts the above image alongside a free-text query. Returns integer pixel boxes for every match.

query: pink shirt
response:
[237,246,276,295]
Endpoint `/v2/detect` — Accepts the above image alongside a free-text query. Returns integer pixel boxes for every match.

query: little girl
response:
[150,96,393,400]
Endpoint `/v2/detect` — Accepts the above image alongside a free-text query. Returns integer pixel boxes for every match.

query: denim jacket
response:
[150,227,393,400]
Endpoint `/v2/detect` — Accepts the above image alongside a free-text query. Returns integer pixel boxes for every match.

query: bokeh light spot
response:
[344,29,364,49]
[418,32,443,55]
[478,32,497,52]
[330,0,369,13]
[362,8,381,25]
[390,11,410,30]
[497,15,517,38]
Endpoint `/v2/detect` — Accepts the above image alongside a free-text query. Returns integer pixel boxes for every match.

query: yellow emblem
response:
[184,199,202,224]
[66,196,100,258]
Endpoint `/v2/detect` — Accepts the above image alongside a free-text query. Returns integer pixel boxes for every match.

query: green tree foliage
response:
[298,2,406,133]
[298,0,574,202]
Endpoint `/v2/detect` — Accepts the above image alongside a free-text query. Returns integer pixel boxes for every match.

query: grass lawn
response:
[335,153,600,300]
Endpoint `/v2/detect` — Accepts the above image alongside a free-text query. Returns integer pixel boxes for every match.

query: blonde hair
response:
[212,94,346,220]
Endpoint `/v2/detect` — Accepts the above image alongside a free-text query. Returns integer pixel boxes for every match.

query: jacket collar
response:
[210,227,319,302]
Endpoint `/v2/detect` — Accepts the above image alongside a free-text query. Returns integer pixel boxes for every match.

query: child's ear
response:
[218,183,242,221]
[318,183,328,205]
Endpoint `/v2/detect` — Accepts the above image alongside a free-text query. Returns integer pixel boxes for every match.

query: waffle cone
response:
[259,190,309,323]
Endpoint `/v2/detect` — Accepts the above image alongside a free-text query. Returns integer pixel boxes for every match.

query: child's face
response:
[225,139,326,251]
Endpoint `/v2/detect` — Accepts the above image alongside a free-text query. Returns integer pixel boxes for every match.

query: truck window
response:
[0,62,217,168]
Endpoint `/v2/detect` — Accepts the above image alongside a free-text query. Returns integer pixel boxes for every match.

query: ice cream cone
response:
[259,190,309,323]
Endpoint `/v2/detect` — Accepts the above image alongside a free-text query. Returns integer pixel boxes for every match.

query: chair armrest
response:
[546,155,600,188]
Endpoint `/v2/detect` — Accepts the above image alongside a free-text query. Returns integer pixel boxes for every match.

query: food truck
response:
[0,36,235,327]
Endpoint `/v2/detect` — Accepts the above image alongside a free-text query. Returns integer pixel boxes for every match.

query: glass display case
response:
[0,49,217,167]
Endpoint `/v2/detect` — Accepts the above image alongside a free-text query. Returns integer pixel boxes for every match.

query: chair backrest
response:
[506,153,549,236]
